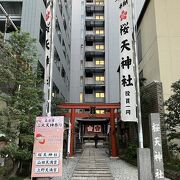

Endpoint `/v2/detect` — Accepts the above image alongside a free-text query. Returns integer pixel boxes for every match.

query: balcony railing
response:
[85,46,105,52]
[85,61,105,68]
[86,5,104,13]
[86,20,104,27]
[85,78,105,86]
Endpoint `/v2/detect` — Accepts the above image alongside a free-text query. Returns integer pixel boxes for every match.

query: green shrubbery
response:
[165,159,180,172]
[125,143,138,161]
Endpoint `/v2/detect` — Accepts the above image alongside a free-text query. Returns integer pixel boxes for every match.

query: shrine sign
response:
[31,116,64,178]
[118,0,137,122]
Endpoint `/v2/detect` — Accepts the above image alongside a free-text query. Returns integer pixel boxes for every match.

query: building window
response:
[95,29,104,35]
[54,48,61,68]
[80,60,83,70]
[80,93,83,103]
[62,40,65,47]
[61,66,66,78]
[95,76,104,81]
[86,11,93,17]
[86,0,93,3]
[56,18,61,43]
[58,0,62,15]
[86,56,93,61]
[63,50,66,59]
[86,26,93,31]
[52,83,59,98]
[96,110,105,114]
[81,29,84,39]
[39,14,46,49]
[86,41,93,46]
[85,88,93,94]
[137,30,142,64]
[81,1,84,11]
[81,15,84,25]
[96,44,104,50]
[63,15,67,30]
[80,76,83,85]
[96,92,104,98]
[85,72,93,77]
[95,15,104,20]
[95,59,104,65]
[95,0,104,5]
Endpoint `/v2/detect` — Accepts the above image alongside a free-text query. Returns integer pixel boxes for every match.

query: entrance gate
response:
[58,103,120,157]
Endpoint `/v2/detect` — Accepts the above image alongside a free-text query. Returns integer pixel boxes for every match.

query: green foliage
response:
[0,166,9,177]
[164,80,180,153]
[8,177,24,180]
[165,159,180,172]
[51,97,67,116]
[125,143,138,160]
[0,31,43,175]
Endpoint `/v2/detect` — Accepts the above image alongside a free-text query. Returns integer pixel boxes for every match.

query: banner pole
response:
[131,0,144,148]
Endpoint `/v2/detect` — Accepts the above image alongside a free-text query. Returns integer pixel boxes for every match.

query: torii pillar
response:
[110,108,118,157]
[70,108,75,157]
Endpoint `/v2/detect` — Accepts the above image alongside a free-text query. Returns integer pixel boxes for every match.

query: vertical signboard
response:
[149,113,164,180]
[43,0,52,115]
[117,0,137,122]
[31,116,64,178]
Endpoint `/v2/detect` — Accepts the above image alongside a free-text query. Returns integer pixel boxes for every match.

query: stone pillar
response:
[149,113,165,180]
[137,148,153,180]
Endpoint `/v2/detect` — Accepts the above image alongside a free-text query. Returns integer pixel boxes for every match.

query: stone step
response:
[72,174,113,177]
[80,162,105,163]
[71,177,114,180]
[79,162,107,163]
[75,170,110,172]
[76,166,109,168]
[73,171,111,174]
[75,168,109,170]
[78,166,108,167]
[78,163,107,165]
[71,148,114,180]
[75,167,109,169]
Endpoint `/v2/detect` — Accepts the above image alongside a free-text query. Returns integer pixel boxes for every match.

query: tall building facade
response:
[0,0,72,101]
[70,0,120,106]
[136,0,180,156]
[137,0,180,101]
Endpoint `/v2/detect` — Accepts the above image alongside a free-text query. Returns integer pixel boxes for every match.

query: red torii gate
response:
[58,103,120,157]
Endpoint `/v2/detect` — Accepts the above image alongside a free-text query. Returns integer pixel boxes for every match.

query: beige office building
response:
[137,0,180,101]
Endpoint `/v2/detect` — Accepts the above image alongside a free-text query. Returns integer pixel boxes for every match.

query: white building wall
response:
[70,0,84,103]
[105,0,120,103]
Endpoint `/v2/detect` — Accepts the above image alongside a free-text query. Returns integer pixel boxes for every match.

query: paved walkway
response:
[51,147,171,180]
[71,148,114,180]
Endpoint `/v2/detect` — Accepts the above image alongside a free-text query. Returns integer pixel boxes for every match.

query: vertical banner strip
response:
[119,0,137,122]
[43,0,52,115]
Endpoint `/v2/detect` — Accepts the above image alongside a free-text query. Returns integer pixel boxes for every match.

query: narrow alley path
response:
[71,147,114,180]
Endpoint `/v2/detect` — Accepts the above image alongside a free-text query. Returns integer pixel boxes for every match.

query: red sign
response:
[94,125,102,133]
[31,116,64,178]
[86,125,102,133]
